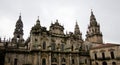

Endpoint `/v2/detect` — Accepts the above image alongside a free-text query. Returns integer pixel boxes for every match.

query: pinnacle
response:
[19,12,21,20]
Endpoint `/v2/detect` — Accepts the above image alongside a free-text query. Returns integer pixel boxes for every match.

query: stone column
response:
[48,53,51,65]
[34,53,37,65]
[77,54,79,65]
[58,53,61,65]
[38,52,41,65]
[69,54,71,65]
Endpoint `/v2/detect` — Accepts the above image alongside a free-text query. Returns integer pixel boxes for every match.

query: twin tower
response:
[12,10,103,49]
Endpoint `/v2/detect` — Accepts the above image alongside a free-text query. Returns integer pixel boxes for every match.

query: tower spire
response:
[74,21,80,34]
[74,21,83,41]
[12,14,24,47]
[90,10,98,26]
[85,10,103,43]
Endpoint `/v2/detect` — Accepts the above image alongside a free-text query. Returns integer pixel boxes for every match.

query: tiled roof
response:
[91,43,120,49]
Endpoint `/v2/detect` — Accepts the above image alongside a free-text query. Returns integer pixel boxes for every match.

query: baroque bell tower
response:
[85,10,103,44]
[74,22,83,41]
[12,14,24,47]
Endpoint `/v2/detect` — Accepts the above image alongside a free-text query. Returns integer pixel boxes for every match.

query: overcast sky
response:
[0,0,120,43]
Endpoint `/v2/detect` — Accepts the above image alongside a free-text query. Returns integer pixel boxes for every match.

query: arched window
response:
[71,45,73,51]
[102,52,105,60]
[112,62,116,65]
[14,58,18,65]
[96,62,98,65]
[42,59,46,65]
[35,38,37,42]
[72,59,75,64]
[94,53,97,60]
[102,61,107,65]
[43,41,46,49]
[51,43,56,51]
[85,59,87,64]
[61,58,66,62]
[110,51,115,59]
[17,35,20,38]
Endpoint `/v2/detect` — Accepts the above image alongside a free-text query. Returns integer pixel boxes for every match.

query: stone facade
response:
[90,43,120,65]
[0,10,105,65]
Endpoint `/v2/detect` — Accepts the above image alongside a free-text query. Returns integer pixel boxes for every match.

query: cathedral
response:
[0,10,104,65]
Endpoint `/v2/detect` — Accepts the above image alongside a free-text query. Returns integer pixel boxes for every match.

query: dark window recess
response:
[71,45,73,51]
[14,58,18,65]
[0,51,5,65]
[94,53,97,60]
[61,58,65,62]
[85,59,87,64]
[72,59,75,64]
[96,62,98,65]
[102,61,107,65]
[17,35,20,38]
[102,52,105,60]
[112,62,116,65]
[43,41,46,49]
[110,51,115,59]
[35,39,37,42]
[42,59,46,65]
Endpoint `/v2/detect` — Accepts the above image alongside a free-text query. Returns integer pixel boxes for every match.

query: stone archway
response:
[112,62,116,65]
[102,61,107,65]
[95,62,98,65]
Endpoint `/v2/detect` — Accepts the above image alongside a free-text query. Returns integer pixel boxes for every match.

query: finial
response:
[20,12,21,16]
[36,16,40,24]
[56,19,58,22]
[91,9,93,15]
[19,12,21,19]
[38,16,39,20]
[91,9,93,12]
[76,20,78,25]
